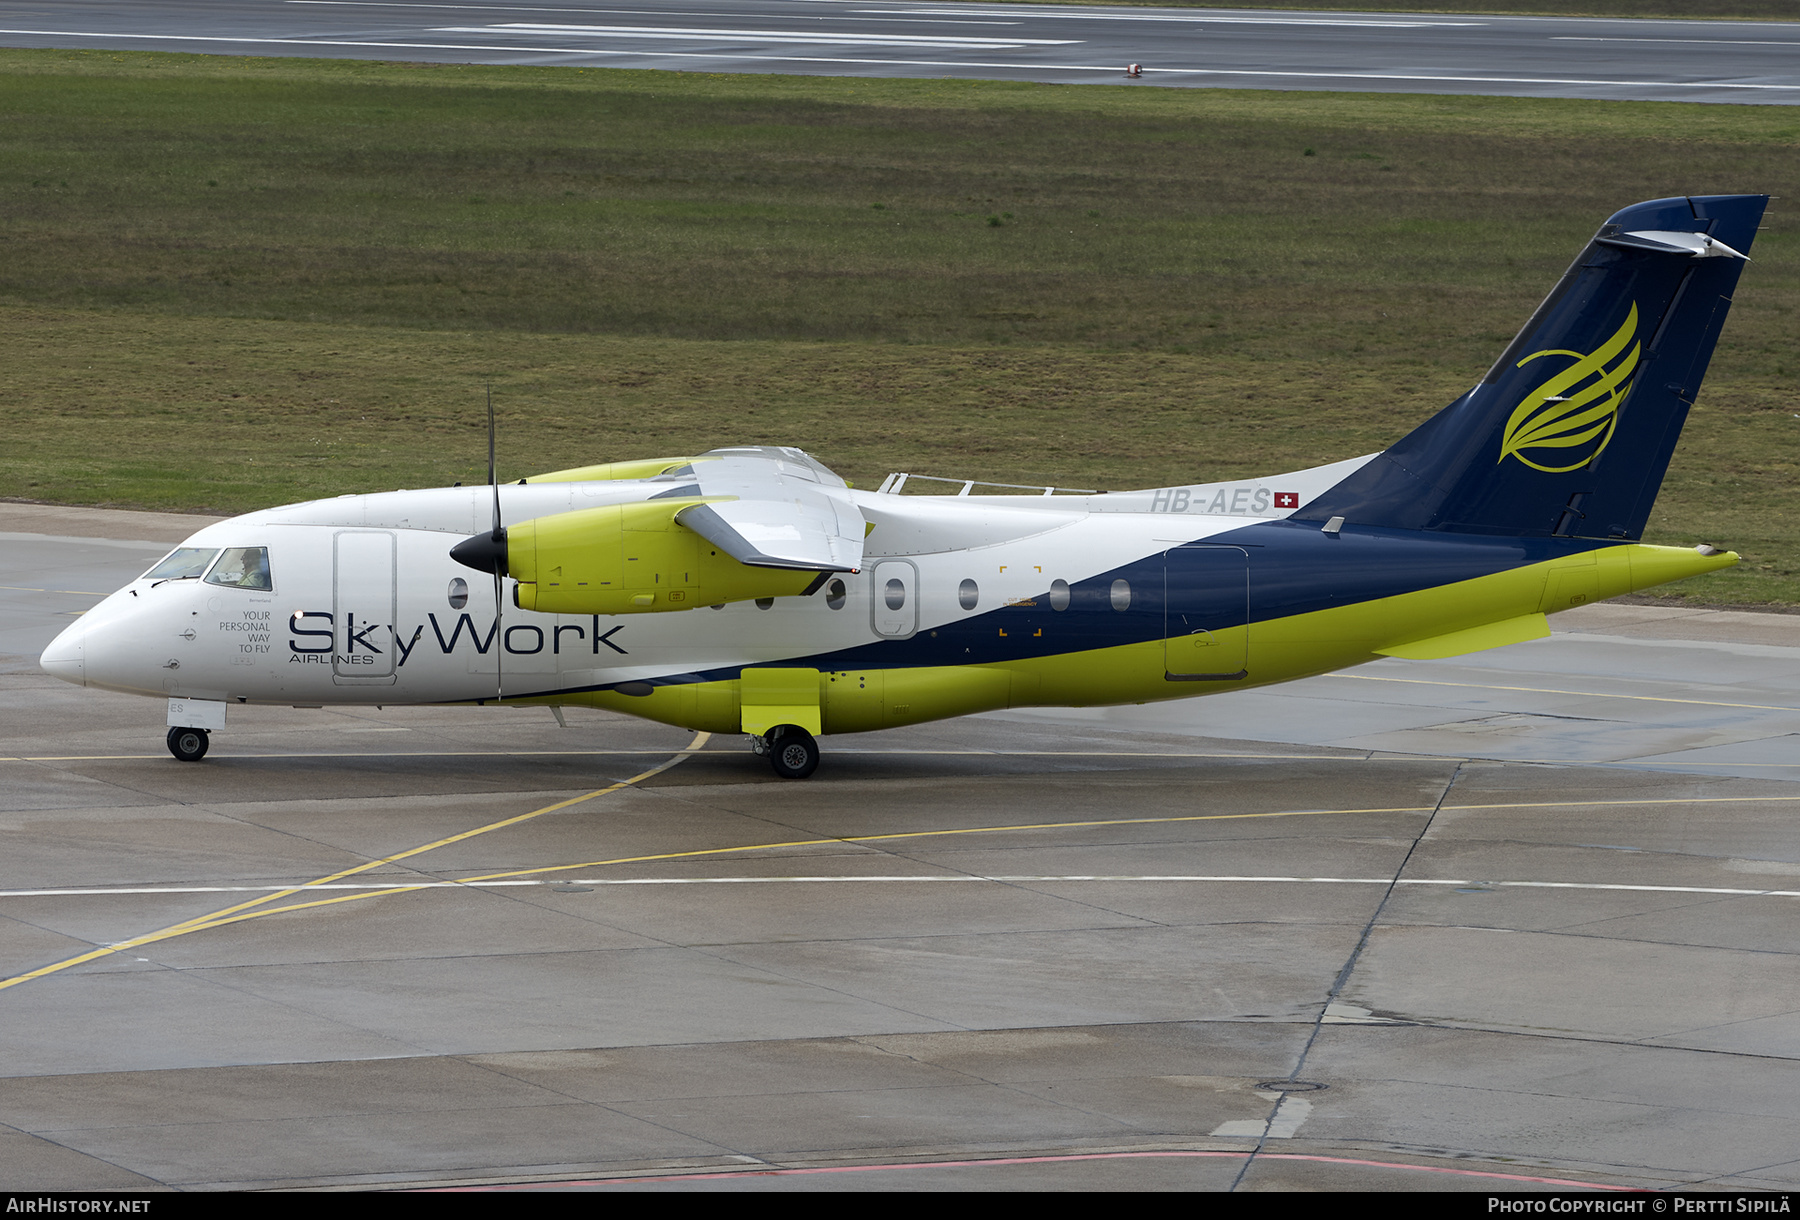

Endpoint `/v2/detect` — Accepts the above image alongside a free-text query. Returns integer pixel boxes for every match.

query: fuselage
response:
[39,465,1731,739]
[35,196,1767,758]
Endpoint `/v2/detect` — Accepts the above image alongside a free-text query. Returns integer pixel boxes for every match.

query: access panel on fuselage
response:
[333,530,397,685]
[1163,544,1249,680]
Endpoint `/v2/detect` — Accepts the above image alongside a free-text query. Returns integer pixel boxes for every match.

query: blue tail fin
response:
[1295,195,1766,539]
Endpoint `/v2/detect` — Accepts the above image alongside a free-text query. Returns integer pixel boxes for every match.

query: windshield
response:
[204,547,272,591]
[144,548,219,581]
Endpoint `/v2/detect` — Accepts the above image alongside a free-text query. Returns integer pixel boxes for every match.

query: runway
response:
[3,503,1799,1191]
[2,0,1799,103]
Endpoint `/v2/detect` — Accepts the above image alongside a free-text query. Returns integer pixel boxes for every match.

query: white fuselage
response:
[41,464,1355,710]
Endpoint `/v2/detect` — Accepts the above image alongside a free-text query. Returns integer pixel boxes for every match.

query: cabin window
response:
[756,598,774,610]
[1110,579,1131,611]
[205,547,273,591]
[884,579,907,611]
[448,577,469,610]
[1049,579,1070,611]
[145,547,219,582]
[826,578,847,610]
[958,579,979,611]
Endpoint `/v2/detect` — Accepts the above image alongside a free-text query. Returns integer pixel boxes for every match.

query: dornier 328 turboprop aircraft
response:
[40,196,1766,778]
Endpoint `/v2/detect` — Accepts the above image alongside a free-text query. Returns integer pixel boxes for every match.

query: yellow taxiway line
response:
[0,731,710,993]
[9,770,1800,993]
[9,875,1800,902]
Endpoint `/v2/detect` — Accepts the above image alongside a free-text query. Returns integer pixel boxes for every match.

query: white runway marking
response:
[865,9,1486,27]
[7,28,1799,93]
[1555,36,1800,47]
[290,0,1479,20]
[442,21,1079,47]
[11,875,1800,899]
[1213,1093,1313,1139]
[295,1,1025,19]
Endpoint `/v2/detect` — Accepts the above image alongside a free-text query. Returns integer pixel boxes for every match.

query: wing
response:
[673,447,866,573]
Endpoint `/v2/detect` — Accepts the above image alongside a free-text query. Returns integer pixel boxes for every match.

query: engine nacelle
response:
[507,499,819,615]
[527,456,705,483]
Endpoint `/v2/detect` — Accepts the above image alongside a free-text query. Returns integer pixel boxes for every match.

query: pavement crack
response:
[1229,760,1465,1191]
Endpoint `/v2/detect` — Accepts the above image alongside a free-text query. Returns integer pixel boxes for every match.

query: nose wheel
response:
[166,726,210,762]
[755,725,819,780]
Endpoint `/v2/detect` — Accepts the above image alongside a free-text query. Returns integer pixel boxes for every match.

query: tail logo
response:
[1499,303,1640,473]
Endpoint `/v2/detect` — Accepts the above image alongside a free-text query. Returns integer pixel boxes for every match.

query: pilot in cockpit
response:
[206,546,272,591]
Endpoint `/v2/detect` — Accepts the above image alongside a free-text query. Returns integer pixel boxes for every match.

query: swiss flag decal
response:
[1273,492,1299,509]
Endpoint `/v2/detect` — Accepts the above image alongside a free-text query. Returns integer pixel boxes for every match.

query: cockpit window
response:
[145,547,220,581]
[204,547,273,591]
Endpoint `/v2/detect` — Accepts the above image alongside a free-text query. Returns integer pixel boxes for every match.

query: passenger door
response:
[333,531,397,685]
[1163,545,1249,680]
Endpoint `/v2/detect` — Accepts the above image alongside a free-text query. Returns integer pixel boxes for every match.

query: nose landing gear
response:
[752,724,819,779]
[166,726,210,762]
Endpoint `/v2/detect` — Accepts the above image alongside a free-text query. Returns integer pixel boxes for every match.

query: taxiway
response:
[3,504,1799,1190]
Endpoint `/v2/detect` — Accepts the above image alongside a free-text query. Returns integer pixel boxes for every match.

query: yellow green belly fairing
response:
[522,543,1733,736]
[551,664,1020,735]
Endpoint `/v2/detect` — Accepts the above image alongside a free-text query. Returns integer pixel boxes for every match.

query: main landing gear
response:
[166,726,210,762]
[751,725,820,780]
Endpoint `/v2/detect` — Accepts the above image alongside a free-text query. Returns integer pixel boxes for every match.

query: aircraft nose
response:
[39,621,85,686]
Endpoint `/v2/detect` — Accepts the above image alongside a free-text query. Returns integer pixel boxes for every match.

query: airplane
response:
[38,194,1765,780]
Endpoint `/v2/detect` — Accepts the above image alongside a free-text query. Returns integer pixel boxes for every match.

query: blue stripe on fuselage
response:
[576,520,1614,692]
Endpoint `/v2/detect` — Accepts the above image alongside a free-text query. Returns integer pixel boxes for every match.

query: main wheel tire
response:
[765,726,819,780]
[166,726,210,762]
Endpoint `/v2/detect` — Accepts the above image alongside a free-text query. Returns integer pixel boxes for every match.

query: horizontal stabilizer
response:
[1376,613,1550,660]
[1597,230,1748,260]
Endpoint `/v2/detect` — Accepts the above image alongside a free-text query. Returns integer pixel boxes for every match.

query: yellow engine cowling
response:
[507,499,820,614]
[527,457,708,483]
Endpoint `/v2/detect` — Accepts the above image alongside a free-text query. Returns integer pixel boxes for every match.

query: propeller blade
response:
[487,384,501,541]
[493,571,504,703]
[488,385,503,703]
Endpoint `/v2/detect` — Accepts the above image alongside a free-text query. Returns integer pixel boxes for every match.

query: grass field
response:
[1,49,1796,603]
